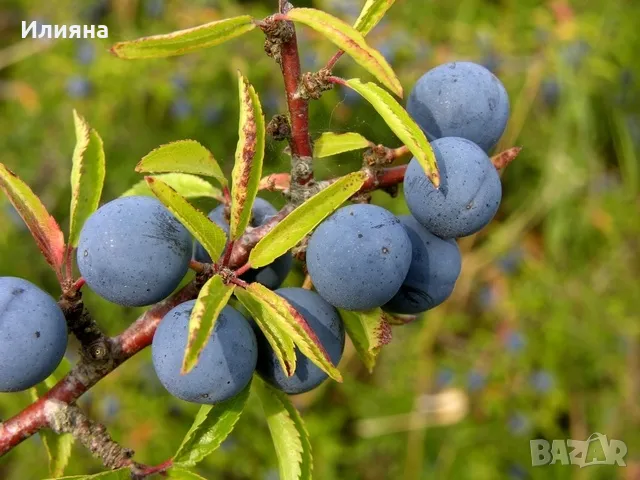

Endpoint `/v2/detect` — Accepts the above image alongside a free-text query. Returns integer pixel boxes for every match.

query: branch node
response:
[297,70,334,100]
[267,114,292,141]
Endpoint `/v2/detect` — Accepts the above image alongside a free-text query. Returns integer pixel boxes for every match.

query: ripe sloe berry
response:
[0,277,67,392]
[404,137,502,239]
[384,215,461,314]
[407,61,510,152]
[152,300,257,404]
[77,196,192,307]
[306,204,412,311]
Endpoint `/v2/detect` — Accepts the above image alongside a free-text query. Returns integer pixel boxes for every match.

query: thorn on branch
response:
[491,146,522,170]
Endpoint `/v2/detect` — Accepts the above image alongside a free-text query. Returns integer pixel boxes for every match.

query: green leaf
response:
[45,468,130,480]
[249,171,366,268]
[110,16,256,59]
[0,163,65,272]
[353,0,395,36]
[339,308,392,372]
[345,78,440,187]
[168,468,208,480]
[182,275,235,374]
[286,8,402,97]
[235,287,297,377]
[242,283,342,382]
[136,140,226,187]
[122,173,223,200]
[30,358,73,478]
[173,381,251,467]
[68,110,105,248]
[313,132,371,158]
[146,177,226,262]
[254,377,312,480]
[230,72,265,240]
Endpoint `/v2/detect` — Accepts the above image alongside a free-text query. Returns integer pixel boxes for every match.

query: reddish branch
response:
[0,281,200,456]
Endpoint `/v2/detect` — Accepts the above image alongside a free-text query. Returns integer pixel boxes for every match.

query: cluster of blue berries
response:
[0,61,509,405]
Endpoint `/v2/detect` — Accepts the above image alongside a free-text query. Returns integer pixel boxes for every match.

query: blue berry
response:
[253,288,345,395]
[0,277,68,392]
[194,198,292,289]
[152,300,257,404]
[307,204,412,311]
[403,137,502,239]
[384,215,460,314]
[77,196,192,307]
[407,61,510,152]
[66,76,92,98]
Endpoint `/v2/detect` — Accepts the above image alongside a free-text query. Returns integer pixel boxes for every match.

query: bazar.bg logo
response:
[531,433,627,467]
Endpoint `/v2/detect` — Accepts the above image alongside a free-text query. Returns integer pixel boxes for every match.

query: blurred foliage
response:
[1,0,639,479]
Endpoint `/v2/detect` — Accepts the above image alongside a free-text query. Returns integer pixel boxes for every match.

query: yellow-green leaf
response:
[68,110,105,248]
[121,173,223,200]
[173,381,250,467]
[230,72,265,240]
[313,132,371,158]
[146,177,226,262]
[254,377,312,480]
[345,78,440,187]
[339,308,392,372]
[244,283,342,382]
[353,0,395,36]
[250,171,366,269]
[136,140,226,187]
[110,16,256,59]
[182,275,235,374]
[0,163,65,272]
[235,288,296,377]
[45,469,130,480]
[286,8,402,97]
[30,358,73,478]
[168,469,208,480]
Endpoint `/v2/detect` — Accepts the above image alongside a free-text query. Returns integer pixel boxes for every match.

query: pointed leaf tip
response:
[285,8,402,97]
[344,78,440,187]
[0,163,65,273]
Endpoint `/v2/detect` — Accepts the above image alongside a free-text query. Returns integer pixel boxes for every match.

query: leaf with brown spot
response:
[286,8,402,97]
[181,275,235,374]
[229,72,265,240]
[0,163,65,273]
[110,16,256,59]
[339,308,392,372]
[69,110,105,248]
[235,287,297,377]
[243,283,342,382]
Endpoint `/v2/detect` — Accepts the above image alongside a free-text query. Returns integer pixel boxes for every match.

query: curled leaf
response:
[230,72,265,240]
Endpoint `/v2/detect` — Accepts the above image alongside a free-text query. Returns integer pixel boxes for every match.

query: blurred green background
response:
[1,0,639,479]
